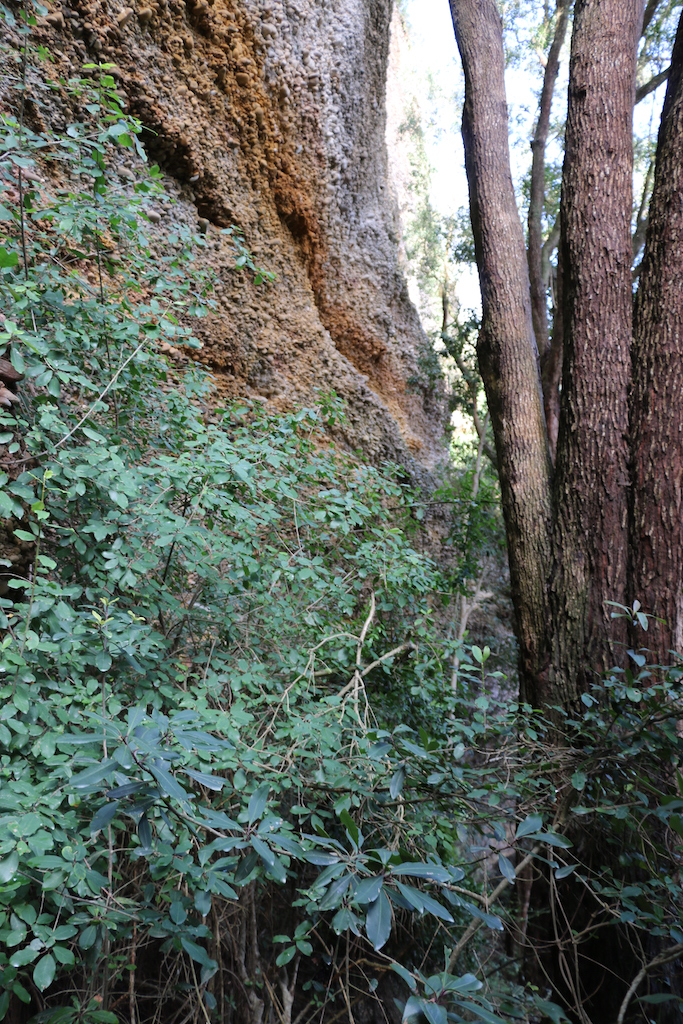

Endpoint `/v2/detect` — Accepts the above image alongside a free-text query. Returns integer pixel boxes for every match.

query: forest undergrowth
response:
[1,24,683,1024]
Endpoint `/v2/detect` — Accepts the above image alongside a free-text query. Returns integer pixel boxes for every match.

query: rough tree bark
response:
[542,242,564,462]
[545,0,641,703]
[528,2,571,464]
[528,0,570,367]
[448,0,553,691]
[450,0,646,706]
[630,10,683,660]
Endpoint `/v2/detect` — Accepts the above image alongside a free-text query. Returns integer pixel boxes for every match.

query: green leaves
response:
[390,767,406,799]
[0,247,18,268]
[180,937,215,971]
[365,890,392,950]
[248,784,270,824]
[90,801,118,835]
[149,764,190,804]
[0,851,19,883]
[515,814,543,839]
[33,954,55,992]
[354,875,383,906]
[498,853,515,885]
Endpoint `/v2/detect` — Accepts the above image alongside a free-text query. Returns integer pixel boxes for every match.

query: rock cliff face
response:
[2,0,445,473]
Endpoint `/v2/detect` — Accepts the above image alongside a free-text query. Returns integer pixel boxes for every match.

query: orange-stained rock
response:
[1,0,446,480]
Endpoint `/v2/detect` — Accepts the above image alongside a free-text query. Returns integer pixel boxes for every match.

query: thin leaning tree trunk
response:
[630,10,683,661]
[448,0,553,696]
[528,0,571,366]
[548,0,641,703]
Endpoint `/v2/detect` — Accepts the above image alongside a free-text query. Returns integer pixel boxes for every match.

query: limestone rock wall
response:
[2,0,446,473]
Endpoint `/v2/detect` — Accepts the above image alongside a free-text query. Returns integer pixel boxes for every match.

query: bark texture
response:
[541,242,564,463]
[448,0,553,693]
[544,0,641,703]
[631,10,683,660]
[528,0,570,366]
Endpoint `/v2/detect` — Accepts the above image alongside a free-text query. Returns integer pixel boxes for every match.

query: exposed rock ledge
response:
[2,0,446,476]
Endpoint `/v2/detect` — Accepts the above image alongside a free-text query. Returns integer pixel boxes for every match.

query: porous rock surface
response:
[2,0,446,474]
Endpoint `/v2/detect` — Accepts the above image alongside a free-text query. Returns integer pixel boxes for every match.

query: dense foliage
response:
[0,23,682,1024]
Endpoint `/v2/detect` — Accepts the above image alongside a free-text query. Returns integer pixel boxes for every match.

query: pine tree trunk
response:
[630,11,683,661]
[545,0,640,703]
[448,0,553,694]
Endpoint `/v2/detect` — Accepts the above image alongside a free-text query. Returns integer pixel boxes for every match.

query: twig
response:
[447,845,541,970]
[616,941,683,1024]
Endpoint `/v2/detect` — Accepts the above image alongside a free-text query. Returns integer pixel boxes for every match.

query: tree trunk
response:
[630,10,683,661]
[448,0,553,693]
[542,242,564,463]
[528,0,571,366]
[543,0,641,704]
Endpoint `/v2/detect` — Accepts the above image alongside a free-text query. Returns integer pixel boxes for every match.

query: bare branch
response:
[642,0,662,36]
[617,942,683,1024]
[636,65,671,103]
[447,845,541,970]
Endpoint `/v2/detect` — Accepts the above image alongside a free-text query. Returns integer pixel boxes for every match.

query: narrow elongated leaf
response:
[498,853,516,884]
[532,996,570,1023]
[390,962,417,991]
[251,837,286,882]
[390,767,406,799]
[181,937,213,968]
[303,852,339,866]
[366,890,392,950]
[524,831,573,849]
[415,890,454,923]
[395,880,424,912]
[150,764,190,804]
[467,904,503,930]
[234,850,259,884]
[354,875,383,906]
[248,784,269,824]
[71,760,115,791]
[454,1001,507,1024]
[200,808,242,831]
[443,973,482,993]
[331,906,362,936]
[138,815,153,850]
[90,800,119,835]
[319,874,351,911]
[108,782,146,799]
[339,809,359,847]
[516,814,543,839]
[184,768,225,791]
[393,862,451,884]
[251,836,275,868]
